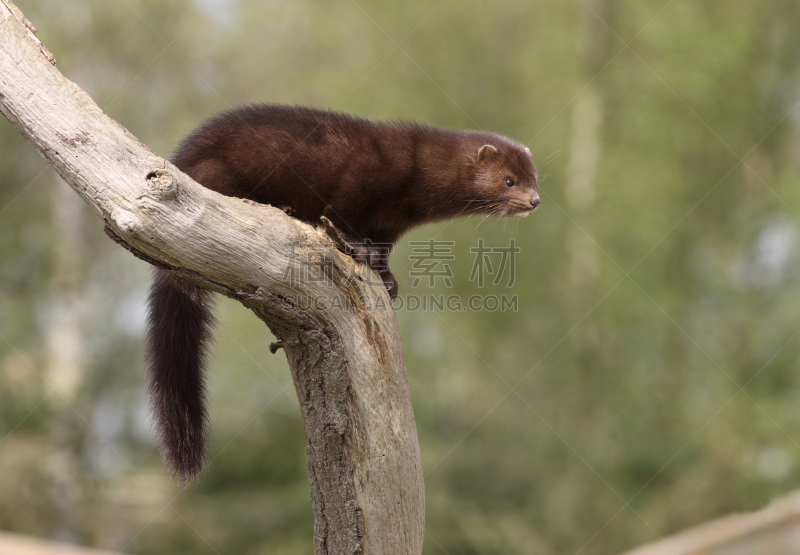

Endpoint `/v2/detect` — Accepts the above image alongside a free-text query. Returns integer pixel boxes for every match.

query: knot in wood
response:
[146,169,177,200]
[110,208,141,235]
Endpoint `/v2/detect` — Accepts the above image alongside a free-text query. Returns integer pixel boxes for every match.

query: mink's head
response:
[467,140,540,218]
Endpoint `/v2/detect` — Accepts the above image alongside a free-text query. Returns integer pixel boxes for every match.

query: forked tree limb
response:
[0,2,425,553]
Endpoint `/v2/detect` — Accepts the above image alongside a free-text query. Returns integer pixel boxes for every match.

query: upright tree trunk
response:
[0,1,425,552]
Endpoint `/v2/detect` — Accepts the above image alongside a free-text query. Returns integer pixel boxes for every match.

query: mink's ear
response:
[524,147,531,158]
[476,144,498,162]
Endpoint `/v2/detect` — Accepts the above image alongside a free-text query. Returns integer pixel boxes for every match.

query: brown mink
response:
[148,104,539,482]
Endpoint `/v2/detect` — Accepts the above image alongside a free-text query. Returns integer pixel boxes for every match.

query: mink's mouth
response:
[504,199,540,218]
[505,205,538,218]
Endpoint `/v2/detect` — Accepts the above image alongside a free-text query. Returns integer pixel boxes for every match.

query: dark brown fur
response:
[148,104,539,482]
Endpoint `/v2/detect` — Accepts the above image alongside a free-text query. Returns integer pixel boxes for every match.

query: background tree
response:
[1,0,799,554]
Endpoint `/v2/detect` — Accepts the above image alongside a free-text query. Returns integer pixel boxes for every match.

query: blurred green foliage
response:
[1,0,800,553]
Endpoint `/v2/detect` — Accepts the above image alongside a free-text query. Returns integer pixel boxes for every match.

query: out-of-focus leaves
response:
[1,0,800,553]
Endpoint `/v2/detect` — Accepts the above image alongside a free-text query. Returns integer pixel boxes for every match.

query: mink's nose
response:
[530,197,540,210]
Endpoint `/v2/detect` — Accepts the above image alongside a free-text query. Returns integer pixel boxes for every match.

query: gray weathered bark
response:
[0,1,425,553]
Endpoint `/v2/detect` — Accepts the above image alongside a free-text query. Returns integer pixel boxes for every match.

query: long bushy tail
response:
[146,268,215,483]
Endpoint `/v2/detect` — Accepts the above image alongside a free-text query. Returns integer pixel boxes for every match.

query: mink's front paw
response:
[349,243,370,265]
[347,240,386,266]
[337,235,395,297]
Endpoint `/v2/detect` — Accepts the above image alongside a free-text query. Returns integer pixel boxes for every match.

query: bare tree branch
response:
[0,1,425,553]
[619,490,800,555]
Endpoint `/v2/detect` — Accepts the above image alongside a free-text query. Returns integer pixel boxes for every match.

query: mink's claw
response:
[381,271,399,300]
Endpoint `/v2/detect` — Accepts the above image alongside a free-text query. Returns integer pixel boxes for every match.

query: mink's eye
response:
[505,178,515,187]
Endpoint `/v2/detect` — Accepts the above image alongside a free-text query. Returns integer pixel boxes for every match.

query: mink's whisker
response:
[544,150,561,164]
